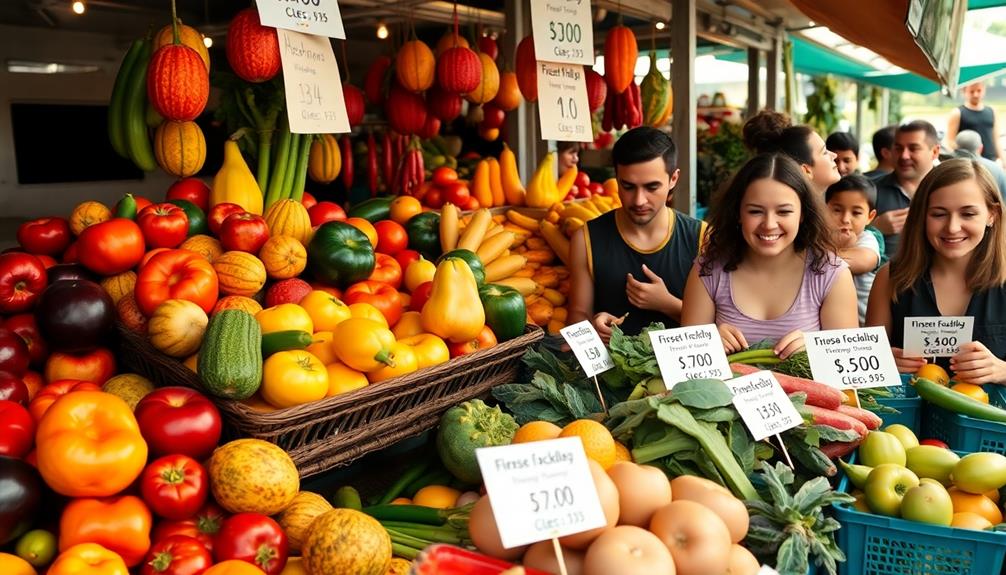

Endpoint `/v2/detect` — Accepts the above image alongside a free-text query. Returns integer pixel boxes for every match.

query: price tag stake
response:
[726,371,802,463]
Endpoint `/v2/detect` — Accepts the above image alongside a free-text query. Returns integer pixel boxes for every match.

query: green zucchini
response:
[261,330,314,357]
[332,486,363,511]
[915,377,1006,423]
[347,196,393,222]
[198,309,262,400]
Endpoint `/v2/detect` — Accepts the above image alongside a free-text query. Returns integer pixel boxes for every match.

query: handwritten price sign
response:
[258,0,346,39]
[530,0,594,65]
[560,321,613,377]
[726,371,801,441]
[805,327,900,390]
[903,316,974,357]
[278,29,350,134]
[649,324,732,389]
[536,62,593,142]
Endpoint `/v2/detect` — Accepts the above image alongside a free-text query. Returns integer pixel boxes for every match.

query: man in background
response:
[955,129,1006,196]
[872,120,940,257]
[826,131,861,176]
[864,125,896,180]
[946,81,1004,165]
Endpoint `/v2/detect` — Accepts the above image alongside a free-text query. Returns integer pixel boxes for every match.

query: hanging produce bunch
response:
[601,23,643,131]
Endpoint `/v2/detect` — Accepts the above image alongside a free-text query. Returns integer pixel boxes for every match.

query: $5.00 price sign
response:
[902,316,974,358]
[726,371,802,441]
[475,437,607,549]
[804,327,900,390]
[649,324,732,389]
[560,320,613,377]
[257,0,346,39]
[530,0,594,66]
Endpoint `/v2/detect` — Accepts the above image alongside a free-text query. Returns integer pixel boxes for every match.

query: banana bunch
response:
[108,36,156,172]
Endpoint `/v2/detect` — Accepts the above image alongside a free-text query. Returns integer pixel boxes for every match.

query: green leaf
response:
[670,379,734,409]
[728,421,756,473]
[693,406,739,423]
[792,477,834,515]
[776,533,810,575]
[492,383,545,406]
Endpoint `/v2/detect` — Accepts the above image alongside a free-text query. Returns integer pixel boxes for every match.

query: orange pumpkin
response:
[493,71,522,111]
[147,43,209,122]
[465,53,500,104]
[70,201,112,235]
[259,235,307,280]
[603,26,638,94]
[100,271,137,305]
[396,40,435,93]
[212,295,263,316]
[154,21,210,70]
[308,134,342,184]
[154,120,207,177]
[180,234,224,263]
[435,32,470,56]
[263,199,312,246]
[515,36,538,103]
[213,251,267,297]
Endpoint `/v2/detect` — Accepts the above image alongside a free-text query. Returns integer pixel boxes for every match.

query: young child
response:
[826,131,861,176]
[826,174,881,325]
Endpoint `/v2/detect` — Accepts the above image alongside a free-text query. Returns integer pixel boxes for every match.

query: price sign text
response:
[278,29,350,134]
[530,0,594,65]
[727,371,802,441]
[805,327,901,390]
[536,62,592,142]
[258,0,346,39]
[560,320,614,377]
[649,325,732,388]
[903,316,974,357]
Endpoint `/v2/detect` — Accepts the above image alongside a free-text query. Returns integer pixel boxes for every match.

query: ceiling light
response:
[376,21,389,40]
[203,35,213,48]
[71,1,85,15]
[655,21,666,30]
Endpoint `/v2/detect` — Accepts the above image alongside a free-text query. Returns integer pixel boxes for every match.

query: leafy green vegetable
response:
[669,379,734,409]
[602,323,664,388]
[492,347,606,426]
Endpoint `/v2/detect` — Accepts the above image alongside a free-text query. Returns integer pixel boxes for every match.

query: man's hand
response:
[626,265,674,314]
[592,312,620,343]
[873,208,909,235]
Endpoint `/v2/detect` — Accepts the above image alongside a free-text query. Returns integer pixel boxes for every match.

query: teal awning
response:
[969,0,1006,8]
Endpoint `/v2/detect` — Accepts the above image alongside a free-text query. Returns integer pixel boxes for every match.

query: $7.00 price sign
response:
[649,325,732,389]
[726,371,802,441]
[804,327,900,390]
[475,437,607,549]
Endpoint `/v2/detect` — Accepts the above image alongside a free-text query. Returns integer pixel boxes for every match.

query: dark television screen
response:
[11,103,144,184]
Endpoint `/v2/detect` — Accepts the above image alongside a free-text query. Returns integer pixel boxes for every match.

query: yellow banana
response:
[539,221,571,266]
[560,204,599,222]
[506,209,540,231]
[472,160,493,207]
[458,208,492,252]
[556,165,578,202]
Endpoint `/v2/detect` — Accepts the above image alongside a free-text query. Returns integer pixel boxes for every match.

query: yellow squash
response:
[525,152,558,208]
[421,258,485,342]
[211,139,263,215]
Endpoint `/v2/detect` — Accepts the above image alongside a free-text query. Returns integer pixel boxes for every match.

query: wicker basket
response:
[116,323,543,477]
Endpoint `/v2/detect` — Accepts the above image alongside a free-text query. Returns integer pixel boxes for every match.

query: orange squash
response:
[515,35,537,102]
[603,26,638,94]
[308,134,342,184]
[154,120,207,177]
[69,201,112,235]
[212,295,263,316]
[100,271,137,305]
[493,71,522,111]
[147,43,209,122]
[213,251,267,297]
[396,40,435,93]
[259,235,307,280]
[465,52,500,104]
[275,491,333,553]
[154,21,210,70]
[435,32,470,56]
[263,199,312,246]
[180,234,224,263]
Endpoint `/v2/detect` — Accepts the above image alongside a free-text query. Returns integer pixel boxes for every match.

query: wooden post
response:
[671,0,697,217]
[747,47,761,118]
[766,33,782,110]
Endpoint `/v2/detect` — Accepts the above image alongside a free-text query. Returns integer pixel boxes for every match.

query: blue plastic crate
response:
[835,462,1006,574]
[921,383,1006,454]
[874,375,921,429]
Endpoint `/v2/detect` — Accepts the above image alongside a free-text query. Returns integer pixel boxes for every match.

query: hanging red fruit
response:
[343,84,365,127]
[396,40,436,93]
[585,67,607,112]
[147,43,209,122]
[437,46,482,94]
[226,9,281,83]
[478,36,499,61]
[386,86,427,136]
[364,56,392,106]
[435,32,470,57]
[481,102,505,130]
[604,25,638,94]
[418,115,442,139]
[427,87,463,122]
[515,35,537,103]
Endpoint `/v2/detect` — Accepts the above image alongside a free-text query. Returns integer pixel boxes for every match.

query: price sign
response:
[258,0,346,39]
[476,437,607,549]
[278,29,350,134]
[649,324,732,389]
[757,566,781,575]
[530,0,594,65]
[903,316,974,357]
[536,62,593,142]
[560,320,613,377]
[804,327,901,390]
[726,371,802,441]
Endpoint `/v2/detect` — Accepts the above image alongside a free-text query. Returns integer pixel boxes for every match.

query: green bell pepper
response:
[405,211,442,261]
[478,283,527,341]
[307,221,376,288]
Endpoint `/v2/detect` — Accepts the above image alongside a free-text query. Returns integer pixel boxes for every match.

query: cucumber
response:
[261,330,313,357]
[198,309,262,400]
[107,38,143,159]
[347,196,393,222]
[123,38,156,172]
[332,486,363,511]
[914,377,1006,423]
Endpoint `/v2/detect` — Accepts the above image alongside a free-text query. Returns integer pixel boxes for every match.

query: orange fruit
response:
[948,488,1003,524]
[559,419,616,470]
[951,511,994,530]
[951,382,989,404]
[390,497,412,505]
[915,363,949,386]
[512,421,562,444]
[345,217,378,247]
[613,440,633,463]
[390,196,423,225]
[412,485,462,509]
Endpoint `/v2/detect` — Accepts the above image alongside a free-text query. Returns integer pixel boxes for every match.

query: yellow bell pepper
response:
[421,258,485,343]
[392,311,426,339]
[325,361,369,396]
[256,304,313,335]
[299,291,351,332]
[404,258,436,293]
[399,333,450,369]
[525,152,558,208]
[348,302,389,328]
[332,318,395,372]
[366,342,419,383]
[261,350,328,408]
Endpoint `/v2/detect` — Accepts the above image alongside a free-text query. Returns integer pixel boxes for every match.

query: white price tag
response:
[757,566,781,575]
[903,316,974,357]
[278,29,351,134]
[805,327,902,390]
[726,371,802,442]
[257,0,345,39]
[476,438,607,549]
[530,0,595,65]
[536,62,593,143]
[649,324,733,389]
[560,320,613,377]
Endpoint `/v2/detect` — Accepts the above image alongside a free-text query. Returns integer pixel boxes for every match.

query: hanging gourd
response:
[585,67,607,112]
[147,6,209,122]
[515,35,537,102]
[466,52,500,105]
[604,25,638,94]
[226,8,281,83]
[396,39,436,93]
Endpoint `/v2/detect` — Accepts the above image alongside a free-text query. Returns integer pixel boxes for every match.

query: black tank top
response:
[890,266,1006,369]
[959,105,998,161]
[586,209,702,335]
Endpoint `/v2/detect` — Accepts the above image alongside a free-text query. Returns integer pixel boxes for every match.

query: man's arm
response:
[566,227,593,326]
[946,107,961,150]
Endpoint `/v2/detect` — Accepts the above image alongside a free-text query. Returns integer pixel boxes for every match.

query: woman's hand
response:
[892,347,926,373]
[718,323,748,354]
[951,341,1006,384]
[774,330,805,360]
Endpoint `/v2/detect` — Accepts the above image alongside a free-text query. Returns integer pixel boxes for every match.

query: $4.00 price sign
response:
[536,62,592,143]
[475,437,607,549]
[804,327,900,390]
[530,0,594,66]
[257,0,346,39]
[726,371,802,441]
[559,320,613,377]
[902,316,974,358]
[277,29,350,134]
[649,324,732,389]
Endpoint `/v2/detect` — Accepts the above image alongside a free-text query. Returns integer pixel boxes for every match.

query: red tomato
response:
[393,249,421,276]
[76,218,146,276]
[166,178,211,212]
[448,325,497,357]
[140,454,209,520]
[43,348,115,384]
[35,254,57,268]
[432,167,459,187]
[0,400,34,458]
[0,371,29,406]
[28,379,101,422]
[151,502,227,553]
[575,171,591,189]
[409,281,433,311]
[61,241,79,263]
[0,328,30,377]
[307,201,347,227]
[21,370,43,401]
[4,314,47,367]
[140,247,172,269]
[920,439,950,449]
[463,195,480,211]
[300,192,317,209]
[344,280,404,326]
[214,513,289,575]
[587,182,604,196]
[442,182,471,207]
[17,217,71,256]
[135,250,219,316]
[367,253,403,289]
[134,387,222,461]
[219,213,270,254]
[140,534,213,575]
[0,253,47,314]
[137,203,190,249]
[207,203,246,236]
[373,220,408,256]
[424,188,444,209]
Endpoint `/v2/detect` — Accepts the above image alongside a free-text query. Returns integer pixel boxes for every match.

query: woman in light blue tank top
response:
[681,154,859,358]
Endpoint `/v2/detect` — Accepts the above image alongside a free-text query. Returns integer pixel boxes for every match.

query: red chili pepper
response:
[382,131,394,193]
[602,90,614,132]
[629,82,642,128]
[412,544,551,575]
[340,135,353,191]
[368,132,379,197]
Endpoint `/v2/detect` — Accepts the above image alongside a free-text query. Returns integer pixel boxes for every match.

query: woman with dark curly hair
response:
[681,153,859,358]
[743,110,840,195]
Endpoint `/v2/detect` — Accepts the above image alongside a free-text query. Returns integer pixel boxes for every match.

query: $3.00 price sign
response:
[536,62,593,143]
[649,324,732,389]
[902,316,974,358]
[726,371,802,441]
[559,320,613,377]
[804,327,901,390]
[475,437,607,549]
[257,0,346,39]
[530,0,594,66]
[277,29,350,134]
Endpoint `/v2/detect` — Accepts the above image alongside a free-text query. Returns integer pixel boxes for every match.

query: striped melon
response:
[264,199,313,246]
[213,251,267,297]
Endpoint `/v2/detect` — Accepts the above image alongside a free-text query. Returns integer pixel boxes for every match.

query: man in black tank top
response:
[567,127,706,340]
[947,82,1004,164]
